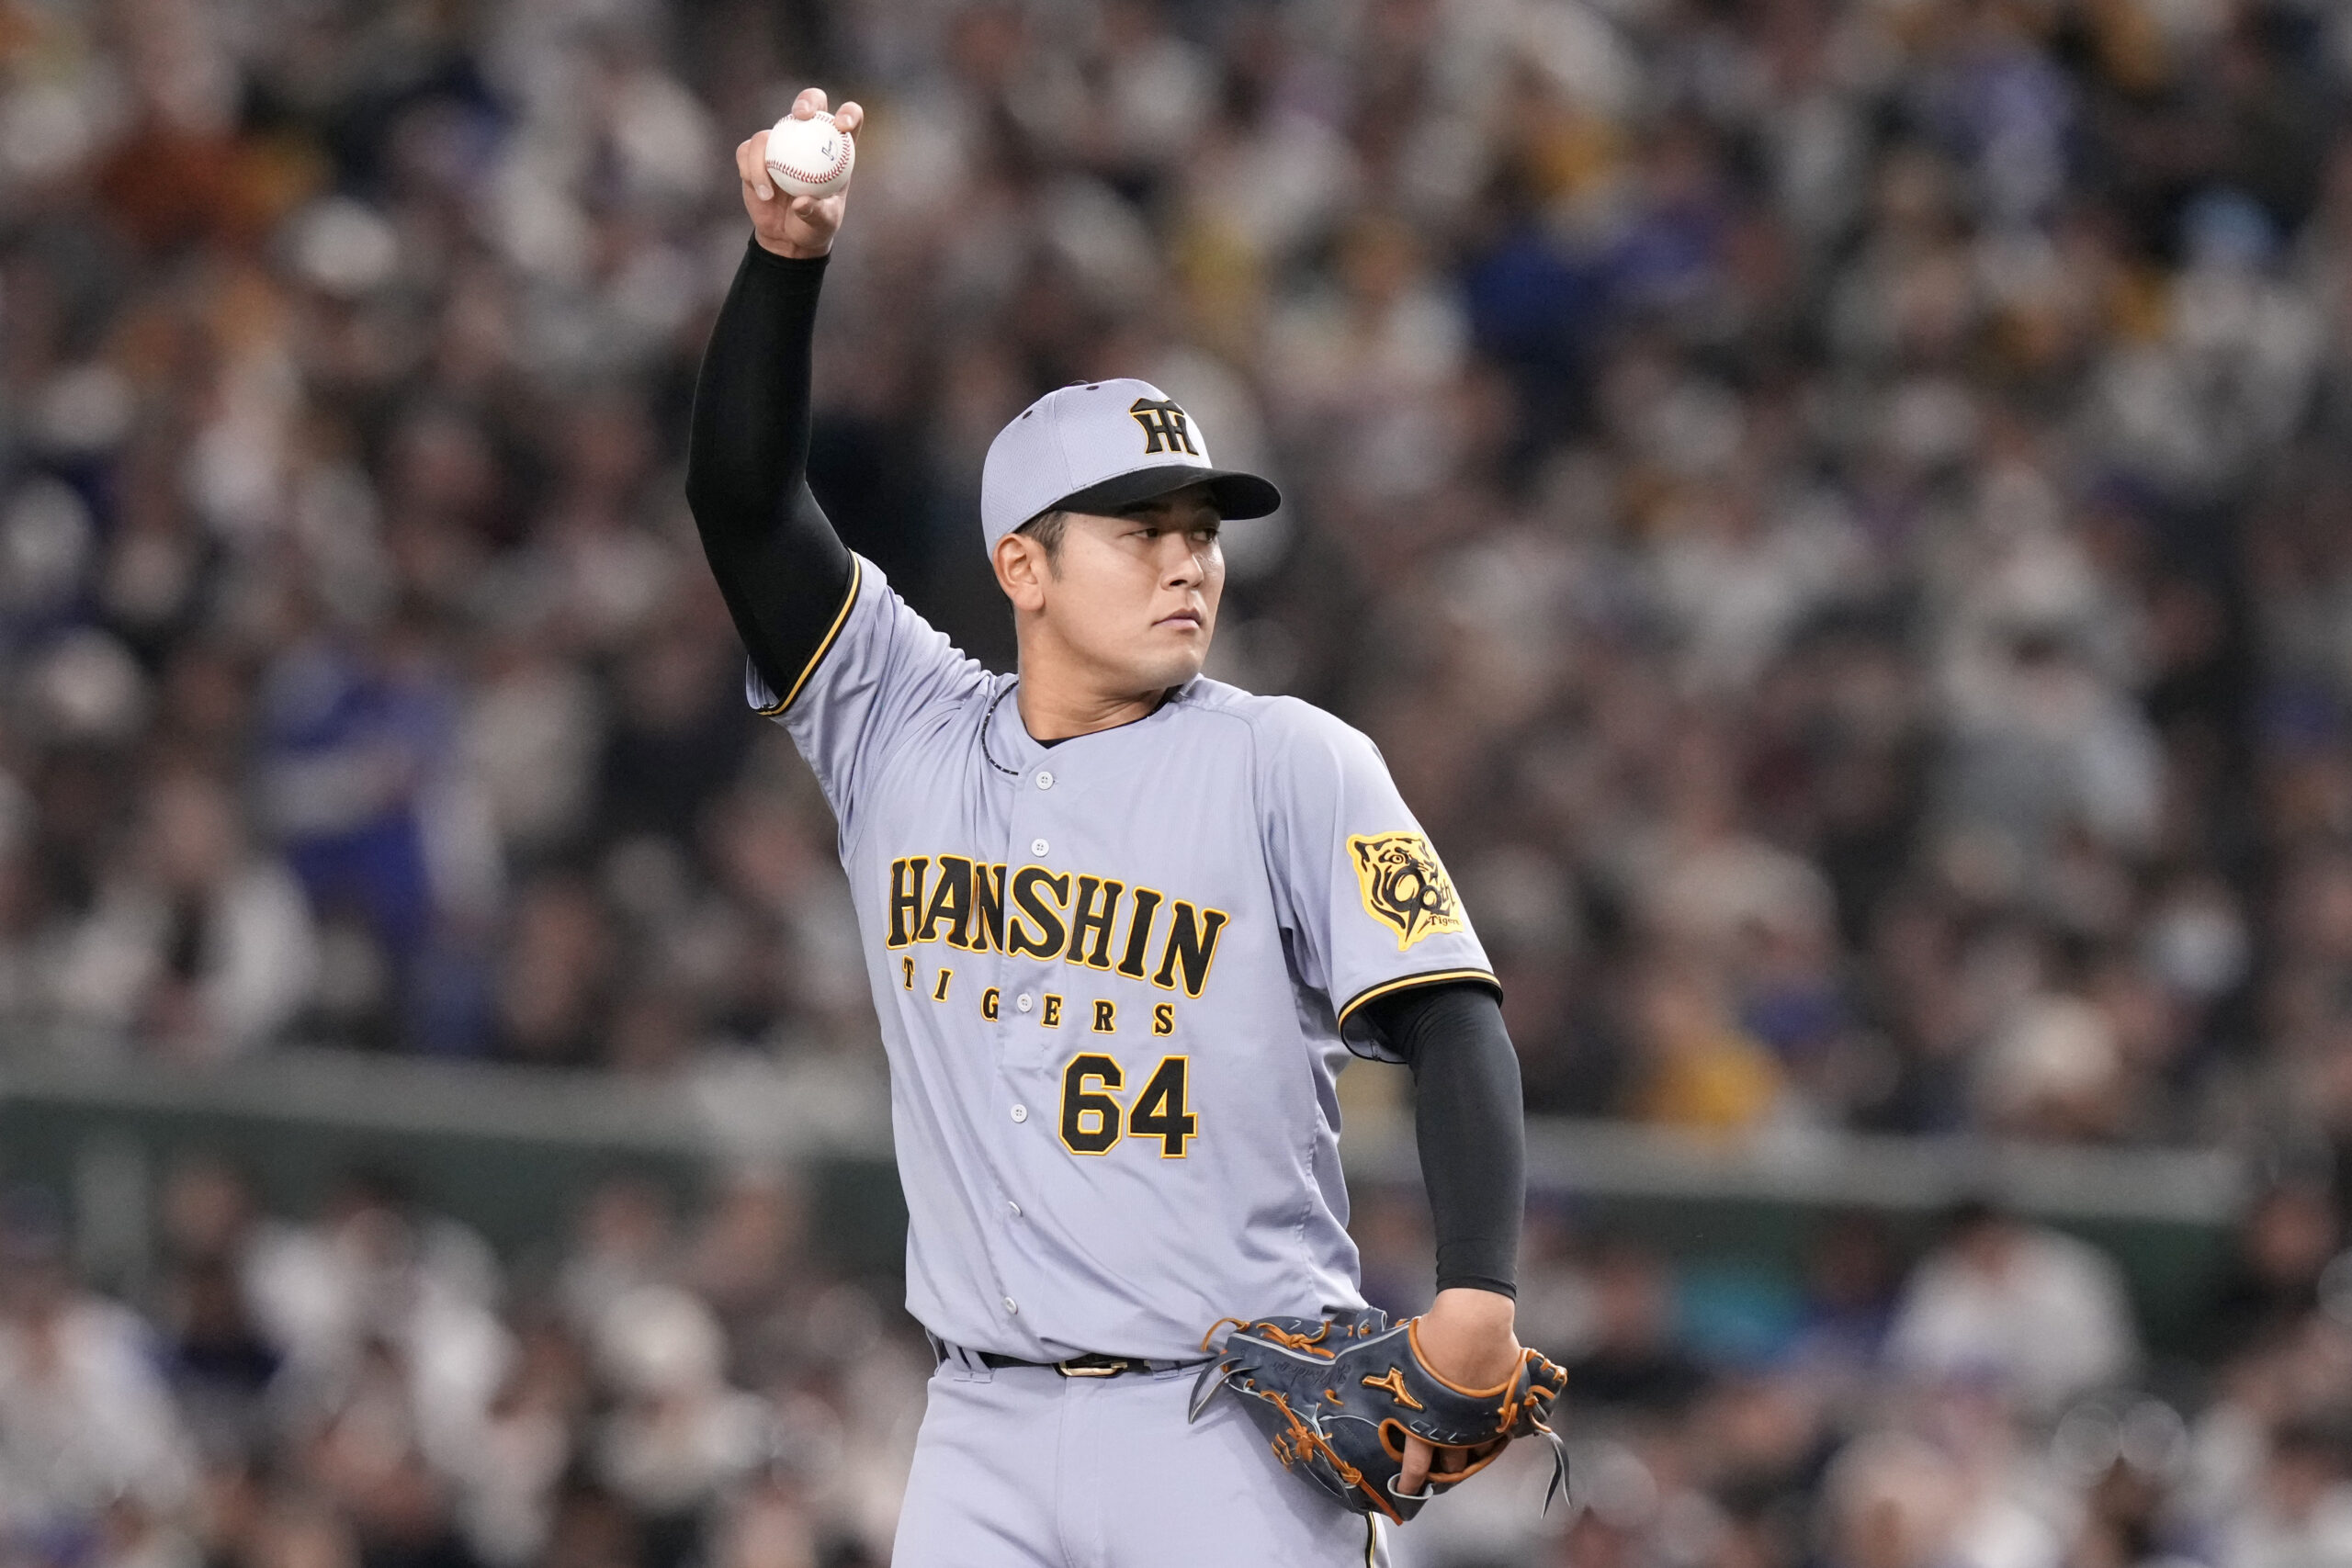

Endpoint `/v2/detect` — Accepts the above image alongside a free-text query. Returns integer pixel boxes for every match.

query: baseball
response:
[763,111,854,198]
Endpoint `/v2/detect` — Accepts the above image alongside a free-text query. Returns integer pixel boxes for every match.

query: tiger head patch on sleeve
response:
[1347,832,1465,951]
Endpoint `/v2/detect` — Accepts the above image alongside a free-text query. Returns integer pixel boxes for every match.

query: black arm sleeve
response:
[1361,982,1526,1299]
[684,240,855,705]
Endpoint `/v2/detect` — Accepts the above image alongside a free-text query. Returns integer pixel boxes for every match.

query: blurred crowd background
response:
[9,0,2352,1562]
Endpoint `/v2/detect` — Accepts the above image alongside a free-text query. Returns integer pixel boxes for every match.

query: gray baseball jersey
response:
[752,557,1495,1363]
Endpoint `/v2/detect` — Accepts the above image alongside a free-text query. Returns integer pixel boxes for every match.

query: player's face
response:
[1046,484,1226,691]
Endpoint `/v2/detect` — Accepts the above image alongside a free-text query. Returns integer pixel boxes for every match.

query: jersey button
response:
[1010,1104,1028,1122]
[1035,771,1054,790]
[1007,1201,1022,1217]
[1003,1297,1019,1315]
[1015,993,1034,1013]
[1030,837,1049,856]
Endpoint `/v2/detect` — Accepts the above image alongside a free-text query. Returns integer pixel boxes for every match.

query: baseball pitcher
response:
[686,89,1562,1566]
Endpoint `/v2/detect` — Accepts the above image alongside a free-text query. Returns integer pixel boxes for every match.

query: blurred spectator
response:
[1786,1213,1904,1390]
[51,768,317,1058]
[458,1313,588,1568]
[558,1181,678,1338]
[590,1287,765,1568]
[1884,1201,2139,1416]
[2212,1416,2352,1568]
[1819,1432,1964,1568]
[242,1174,508,1467]
[0,1194,198,1558]
[1561,1237,1706,1418]
[162,1256,282,1458]
[1624,958,1787,1136]
[2203,1180,2343,1360]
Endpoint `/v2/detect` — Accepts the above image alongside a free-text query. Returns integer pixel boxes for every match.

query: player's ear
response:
[993,533,1048,613]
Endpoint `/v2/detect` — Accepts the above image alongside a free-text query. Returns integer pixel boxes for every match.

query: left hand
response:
[1400,1288,1522,1498]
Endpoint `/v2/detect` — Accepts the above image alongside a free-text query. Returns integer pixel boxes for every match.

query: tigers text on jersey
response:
[751,557,1496,1363]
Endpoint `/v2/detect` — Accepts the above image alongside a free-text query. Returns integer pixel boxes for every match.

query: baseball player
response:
[687,91,1538,1564]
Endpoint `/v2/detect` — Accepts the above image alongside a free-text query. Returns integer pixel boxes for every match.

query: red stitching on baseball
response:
[769,115,853,185]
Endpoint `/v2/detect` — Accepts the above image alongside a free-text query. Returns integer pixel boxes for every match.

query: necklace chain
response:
[981,680,1182,774]
[979,682,1021,776]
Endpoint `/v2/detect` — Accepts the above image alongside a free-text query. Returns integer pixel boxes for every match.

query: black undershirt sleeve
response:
[1361,982,1526,1299]
[684,241,855,703]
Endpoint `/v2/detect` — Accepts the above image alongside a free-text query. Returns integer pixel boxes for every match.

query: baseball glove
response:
[1189,1307,1569,1525]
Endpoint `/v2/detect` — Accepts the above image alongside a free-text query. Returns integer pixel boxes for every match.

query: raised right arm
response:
[684,89,864,710]
[685,245,853,704]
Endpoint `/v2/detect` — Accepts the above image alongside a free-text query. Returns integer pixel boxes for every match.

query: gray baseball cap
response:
[978,378,1281,553]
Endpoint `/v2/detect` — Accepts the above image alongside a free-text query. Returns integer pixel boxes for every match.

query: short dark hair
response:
[1014,508,1068,560]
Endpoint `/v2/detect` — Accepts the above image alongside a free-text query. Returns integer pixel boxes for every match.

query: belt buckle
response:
[1057,1357,1128,1378]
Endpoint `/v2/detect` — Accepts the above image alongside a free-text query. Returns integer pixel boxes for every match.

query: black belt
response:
[934,1339,1199,1378]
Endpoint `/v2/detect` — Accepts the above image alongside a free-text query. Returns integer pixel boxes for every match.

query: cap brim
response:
[1048,464,1282,523]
